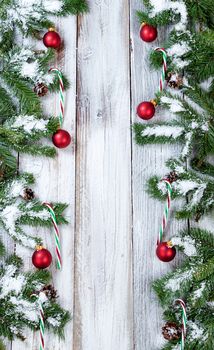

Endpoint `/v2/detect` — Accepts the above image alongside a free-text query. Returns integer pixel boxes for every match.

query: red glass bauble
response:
[156,242,176,262]
[52,129,71,148]
[140,24,158,42]
[43,29,61,49]
[32,247,52,269]
[137,101,155,120]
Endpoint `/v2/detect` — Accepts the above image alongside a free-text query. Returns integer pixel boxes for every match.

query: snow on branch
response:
[149,0,188,31]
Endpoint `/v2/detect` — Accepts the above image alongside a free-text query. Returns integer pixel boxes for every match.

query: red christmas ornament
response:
[43,28,61,49]
[32,246,52,269]
[52,129,71,148]
[156,242,176,262]
[140,23,158,42]
[137,101,156,120]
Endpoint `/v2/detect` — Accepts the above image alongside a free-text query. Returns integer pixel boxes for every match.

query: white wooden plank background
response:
[5,1,191,349]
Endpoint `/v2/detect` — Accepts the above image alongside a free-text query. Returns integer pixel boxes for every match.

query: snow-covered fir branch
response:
[148,0,188,31]
[0,0,85,344]
[5,115,49,135]
[0,0,88,38]
[136,1,214,349]
[141,124,184,139]
[7,47,55,86]
[141,0,214,85]
[171,236,197,257]
[0,175,67,248]
[135,90,210,158]
[148,157,214,219]
[0,256,70,339]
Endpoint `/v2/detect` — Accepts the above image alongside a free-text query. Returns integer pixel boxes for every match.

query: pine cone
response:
[0,169,4,179]
[195,211,202,222]
[17,333,26,341]
[165,171,179,183]
[33,50,46,55]
[41,285,58,300]
[162,322,182,341]
[34,82,48,97]
[166,72,183,89]
[23,188,35,200]
[32,30,43,40]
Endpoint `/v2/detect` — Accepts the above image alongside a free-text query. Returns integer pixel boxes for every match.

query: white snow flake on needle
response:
[150,0,188,31]
[0,265,26,298]
[11,115,48,134]
[160,96,185,113]
[142,125,184,138]
[21,61,39,79]
[43,0,63,12]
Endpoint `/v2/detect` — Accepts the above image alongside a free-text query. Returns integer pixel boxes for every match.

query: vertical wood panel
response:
[0,216,14,350]
[12,15,77,350]
[130,1,187,349]
[74,1,133,349]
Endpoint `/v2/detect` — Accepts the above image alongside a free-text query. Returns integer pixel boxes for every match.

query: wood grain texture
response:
[73,1,133,349]
[2,2,197,350]
[130,1,187,349]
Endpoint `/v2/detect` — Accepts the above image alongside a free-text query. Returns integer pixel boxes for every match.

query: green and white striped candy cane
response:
[49,67,64,127]
[158,179,172,244]
[31,292,46,350]
[43,202,62,270]
[39,296,45,350]
[176,299,187,350]
[155,48,167,91]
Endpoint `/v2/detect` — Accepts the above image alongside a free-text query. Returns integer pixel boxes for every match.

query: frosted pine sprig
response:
[148,0,188,31]
[0,0,88,39]
[0,256,70,340]
[0,175,67,248]
[142,124,184,138]
[134,123,184,145]
[6,115,49,135]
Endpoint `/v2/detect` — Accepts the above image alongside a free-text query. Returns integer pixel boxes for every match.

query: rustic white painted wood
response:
[73,1,133,349]
[2,2,196,350]
[130,1,186,349]
[0,236,13,350]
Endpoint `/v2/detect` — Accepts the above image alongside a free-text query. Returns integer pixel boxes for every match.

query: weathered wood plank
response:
[12,15,77,350]
[3,2,197,350]
[130,1,187,349]
[0,223,14,350]
[73,1,133,349]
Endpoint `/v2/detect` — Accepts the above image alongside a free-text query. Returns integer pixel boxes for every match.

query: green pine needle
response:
[0,339,6,350]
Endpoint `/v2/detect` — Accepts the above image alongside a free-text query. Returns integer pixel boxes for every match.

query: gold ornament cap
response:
[167,241,174,248]
[35,245,44,251]
[140,22,146,30]
[48,27,56,32]
[150,99,157,107]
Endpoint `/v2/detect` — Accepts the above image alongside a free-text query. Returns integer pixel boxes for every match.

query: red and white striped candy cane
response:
[31,292,46,350]
[176,299,187,350]
[155,48,167,91]
[49,68,64,127]
[158,179,172,244]
[43,202,62,270]
[38,296,45,350]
